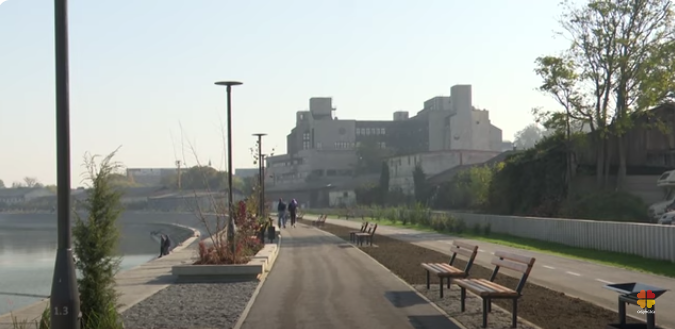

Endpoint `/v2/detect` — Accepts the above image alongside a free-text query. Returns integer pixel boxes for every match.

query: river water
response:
[0,212,210,316]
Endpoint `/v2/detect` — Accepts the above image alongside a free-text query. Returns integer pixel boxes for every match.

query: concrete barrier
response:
[309,208,675,262]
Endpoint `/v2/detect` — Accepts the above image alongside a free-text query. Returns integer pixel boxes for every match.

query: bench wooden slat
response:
[455,278,518,297]
[452,245,476,258]
[453,240,478,251]
[491,258,529,273]
[421,263,464,276]
[494,251,535,266]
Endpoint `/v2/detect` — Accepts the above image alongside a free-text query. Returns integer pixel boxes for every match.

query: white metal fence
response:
[310,208,675,262]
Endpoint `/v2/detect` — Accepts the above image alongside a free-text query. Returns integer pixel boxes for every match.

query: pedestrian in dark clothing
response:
[162,235,171,256]
[277,198,287,228]
[159,234,166,258]
[288,199,298,228]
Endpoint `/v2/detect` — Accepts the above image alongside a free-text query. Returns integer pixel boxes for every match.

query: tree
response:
[0,179,4,188]
[514,124,545,150]
[73,150,124,328]
[23,177,42,188]
[536,0,675,188]
[108,173,139,188]
[412,164,429,204]
[379,161,390,205]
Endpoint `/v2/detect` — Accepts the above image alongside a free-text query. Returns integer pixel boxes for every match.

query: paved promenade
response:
[304,215,675,329]
[0,234,199,329]
[239,223,462,329]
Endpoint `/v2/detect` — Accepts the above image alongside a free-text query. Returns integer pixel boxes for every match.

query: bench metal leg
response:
[447,278,451,289]
[439,277,444,298]
[482,298,489,328]
[460,287,466,312]
[426,271,430,290]
[618,299,626,325]
[512,299,518,328]
[487,299,492,312]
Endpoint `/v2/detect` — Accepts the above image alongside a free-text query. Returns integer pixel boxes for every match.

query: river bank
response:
[0,213,201,317]
[0,222,199,328]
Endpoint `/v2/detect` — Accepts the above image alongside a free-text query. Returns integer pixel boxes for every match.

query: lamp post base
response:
[50,248,81,329]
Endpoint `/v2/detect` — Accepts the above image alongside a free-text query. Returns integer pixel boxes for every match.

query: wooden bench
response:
[312,214,327,227]
[354,223,377,246]
[349,222,369,243]
[454,251,536,328]
[420,241,479,298]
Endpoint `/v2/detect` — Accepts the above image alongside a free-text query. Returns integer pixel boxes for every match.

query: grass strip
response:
[305,211,675,278]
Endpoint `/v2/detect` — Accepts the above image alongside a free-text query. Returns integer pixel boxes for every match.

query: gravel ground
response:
[122,281,259,329]
[414,284,539,329]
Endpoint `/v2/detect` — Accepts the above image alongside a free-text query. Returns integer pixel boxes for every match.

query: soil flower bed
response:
[305,220,645,329]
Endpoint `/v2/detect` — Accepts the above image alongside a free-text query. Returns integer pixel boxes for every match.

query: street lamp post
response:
[215,81,242,255]
[260,154,266,215]
[252,133,266,218]
[51,0,81,328]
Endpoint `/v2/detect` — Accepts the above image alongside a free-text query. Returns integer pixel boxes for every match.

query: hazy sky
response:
[1,0,568,186]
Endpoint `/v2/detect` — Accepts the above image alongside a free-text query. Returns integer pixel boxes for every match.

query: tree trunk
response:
[603,137,612,188]
[595,134,605,186]
[616,134,627,191]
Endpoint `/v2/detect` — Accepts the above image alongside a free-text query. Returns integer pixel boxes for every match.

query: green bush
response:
[454,219,467,234]
[482,223,492,236]
[471,223,482,235]
[559,191,650,222]
[73,151,124,329]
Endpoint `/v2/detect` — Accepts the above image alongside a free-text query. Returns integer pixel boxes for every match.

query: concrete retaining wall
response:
[310,208,675,262]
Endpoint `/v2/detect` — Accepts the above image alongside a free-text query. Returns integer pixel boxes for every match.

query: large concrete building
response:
[265,84,503,207]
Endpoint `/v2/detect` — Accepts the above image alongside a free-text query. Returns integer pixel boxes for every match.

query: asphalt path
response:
[239,223,463,329]
[304,216,675,329]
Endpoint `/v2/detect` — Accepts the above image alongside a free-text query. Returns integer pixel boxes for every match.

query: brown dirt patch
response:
[304,220,644,329]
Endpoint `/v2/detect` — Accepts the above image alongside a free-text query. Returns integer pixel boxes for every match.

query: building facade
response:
[388,150,501,194]
[265,84,504,205]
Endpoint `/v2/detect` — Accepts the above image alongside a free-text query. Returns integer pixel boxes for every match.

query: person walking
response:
[158,234,166,258]
[162,234,171,256]
[277,198,287,229]
[288,198,298,228]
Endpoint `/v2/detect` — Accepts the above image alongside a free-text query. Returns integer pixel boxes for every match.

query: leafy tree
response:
[0,179,4,188]
[514,123,545,150]
[412,164,429,204]
[537,0,675,189]
[73,150,124,328]
[378,161,389,205]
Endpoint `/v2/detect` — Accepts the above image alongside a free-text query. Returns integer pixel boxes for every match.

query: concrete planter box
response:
[172,243,279,282]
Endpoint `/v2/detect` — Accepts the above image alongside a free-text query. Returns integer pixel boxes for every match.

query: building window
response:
[303,132,310,141]
[303,141,310,149]
[317,142,322,149]
[381,128,386,134]
[300,114,304,120]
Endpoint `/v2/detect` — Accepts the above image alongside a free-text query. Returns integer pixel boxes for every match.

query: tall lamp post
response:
[252,133,266,218]
[215,81,242,255]
[51,0,81,328]
[260,154,267,214]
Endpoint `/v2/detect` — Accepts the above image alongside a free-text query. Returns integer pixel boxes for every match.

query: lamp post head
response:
[215,81,243,87]
[252,133,267,137]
